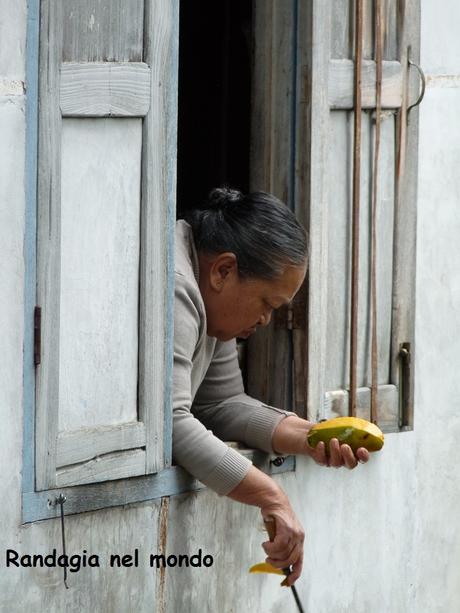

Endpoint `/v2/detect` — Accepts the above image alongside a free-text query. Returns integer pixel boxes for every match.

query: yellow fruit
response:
[249,562,284,576]
[307,417,384,453]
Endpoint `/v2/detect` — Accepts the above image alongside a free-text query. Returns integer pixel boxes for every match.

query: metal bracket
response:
[398,342,412,428]
[33,306,41,366]
[407,51,426,114]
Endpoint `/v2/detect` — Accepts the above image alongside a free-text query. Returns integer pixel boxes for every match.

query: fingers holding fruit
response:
[306,417,383,469]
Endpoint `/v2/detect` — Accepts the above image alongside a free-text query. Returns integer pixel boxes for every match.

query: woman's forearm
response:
[227,465,288,510]
[227,465,305,586]
[271,415,312,455]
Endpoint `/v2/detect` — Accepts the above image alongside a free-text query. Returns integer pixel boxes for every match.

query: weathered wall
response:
[1,1,459,611]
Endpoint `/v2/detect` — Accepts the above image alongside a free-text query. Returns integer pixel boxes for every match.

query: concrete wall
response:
[1,1,459,611]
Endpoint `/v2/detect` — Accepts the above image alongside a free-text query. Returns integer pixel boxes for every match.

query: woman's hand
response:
[305,437,369,469]
[228,466,305,585]
[260,501,305,586]
[272,415,370,469]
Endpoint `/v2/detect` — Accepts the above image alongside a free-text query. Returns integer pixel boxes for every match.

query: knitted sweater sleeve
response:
[172,272,253,495]
[193,339,296,451]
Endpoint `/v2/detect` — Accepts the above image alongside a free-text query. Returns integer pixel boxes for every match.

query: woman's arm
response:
[193,339,297,452]
[195,340,369,469]
[227,465,304,586]
[173,274,255,494]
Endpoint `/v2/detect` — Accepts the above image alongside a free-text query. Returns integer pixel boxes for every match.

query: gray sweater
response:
[173,220,295,495]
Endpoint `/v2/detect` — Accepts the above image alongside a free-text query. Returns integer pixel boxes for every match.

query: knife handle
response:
[264,516,291,585]
[264,516,277,542]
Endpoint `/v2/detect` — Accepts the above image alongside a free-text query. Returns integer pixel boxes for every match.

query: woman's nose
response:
[258,311,272,327]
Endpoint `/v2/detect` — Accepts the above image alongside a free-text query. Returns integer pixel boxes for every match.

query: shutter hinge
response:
[34,306,41,366]
[274,280,308,330]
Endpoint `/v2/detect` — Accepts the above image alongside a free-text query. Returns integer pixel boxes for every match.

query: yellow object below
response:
[307,416,384,453]
[249,562,284,576]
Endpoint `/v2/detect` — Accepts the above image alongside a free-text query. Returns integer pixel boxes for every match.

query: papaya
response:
[307,417,384,453]
[249,562,284,576]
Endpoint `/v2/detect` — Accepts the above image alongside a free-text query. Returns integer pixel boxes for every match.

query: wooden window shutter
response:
[35,0,179,490]
[297,0,421,430]
[248,0,421,432]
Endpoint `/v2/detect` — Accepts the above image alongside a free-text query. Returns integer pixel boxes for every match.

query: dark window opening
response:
[176,0,253,217]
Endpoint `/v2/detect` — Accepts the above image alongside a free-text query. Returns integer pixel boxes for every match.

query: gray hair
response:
[184,187,308,279]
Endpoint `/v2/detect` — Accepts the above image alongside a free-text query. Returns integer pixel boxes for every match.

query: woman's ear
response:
[209,252,238,291]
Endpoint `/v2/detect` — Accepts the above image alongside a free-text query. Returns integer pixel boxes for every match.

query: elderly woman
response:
[173,187,369,585]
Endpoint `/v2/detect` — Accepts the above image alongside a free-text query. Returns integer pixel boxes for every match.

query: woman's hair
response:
[184,187,308,279]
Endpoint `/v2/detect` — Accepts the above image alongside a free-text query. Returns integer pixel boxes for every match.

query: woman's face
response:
[198,252,306,342]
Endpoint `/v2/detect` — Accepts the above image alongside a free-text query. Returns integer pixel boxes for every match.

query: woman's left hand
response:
[272,415,370,469]
[306,437,369,469]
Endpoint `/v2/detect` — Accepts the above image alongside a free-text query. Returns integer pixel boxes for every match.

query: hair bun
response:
[206,186,243,210]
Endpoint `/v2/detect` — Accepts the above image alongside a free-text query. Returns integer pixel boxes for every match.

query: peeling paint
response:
[155,497,170,613]
[0,79,25,97]
[426,74,460,88]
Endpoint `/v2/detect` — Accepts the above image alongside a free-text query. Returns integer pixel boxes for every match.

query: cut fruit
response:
[307,417,384,453]
[249,562,285,576]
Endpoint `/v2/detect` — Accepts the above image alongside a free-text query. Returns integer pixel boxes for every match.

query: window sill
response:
[22,445,295,524]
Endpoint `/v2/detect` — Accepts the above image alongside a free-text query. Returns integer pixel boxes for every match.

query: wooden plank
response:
[362,0,375,59]
[383,0,399,60]
[247,0,296,410]
[323,110,353,393]
[331,0,398,62]
[373,114,396,385]
[56,422,146,467]
[303,0,332,421]
[56,449,146,487]
[23,0,40,495]
[291,0,312,417]
[62,0,144,62]
[23,451,294,523]
[60,62,151,116]
[331,0,352,59]
[246,0,274,406]
[324,110,394,393]
[329,59,403,109]
[390,0,420,429]
[140,0,179,473]
[59,117,141,431]
[324,384,398,427]
[35,0,64,490]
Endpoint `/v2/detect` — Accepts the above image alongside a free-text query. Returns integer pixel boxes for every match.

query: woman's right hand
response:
[260,498,305,586]
[227,466,305,586]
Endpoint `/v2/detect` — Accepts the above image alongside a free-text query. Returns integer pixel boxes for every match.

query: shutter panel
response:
[247,0,298,409]
[294,0,421,429]
[35,0,178,490]
[248,0,420,432]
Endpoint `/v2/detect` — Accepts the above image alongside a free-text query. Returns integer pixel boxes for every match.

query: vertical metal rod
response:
[290,584,306,613]
[349,0,364,416]
[264,518,306,613]
[370,0,384,424]
[56,494,69,589]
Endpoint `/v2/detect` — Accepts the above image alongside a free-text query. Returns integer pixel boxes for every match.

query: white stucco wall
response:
[0,1,459,612]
